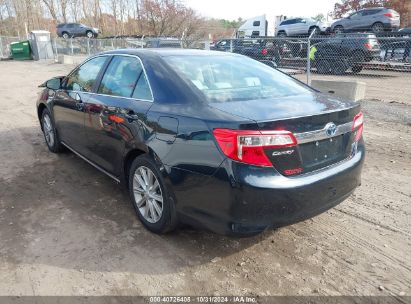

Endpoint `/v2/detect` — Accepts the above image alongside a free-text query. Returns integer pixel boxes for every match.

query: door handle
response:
[124,110,139,122]
[74,93,84,110]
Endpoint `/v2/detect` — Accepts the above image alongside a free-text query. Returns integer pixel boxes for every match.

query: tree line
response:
[0,0,409,38]
[0,0,239,38]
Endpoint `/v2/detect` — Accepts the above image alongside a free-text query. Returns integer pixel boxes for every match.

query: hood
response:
[208,92,357,122]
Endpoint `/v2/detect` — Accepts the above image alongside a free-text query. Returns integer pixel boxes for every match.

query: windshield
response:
[166,55,310,103]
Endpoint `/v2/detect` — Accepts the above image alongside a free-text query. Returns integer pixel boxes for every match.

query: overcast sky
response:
[183,0,337,21]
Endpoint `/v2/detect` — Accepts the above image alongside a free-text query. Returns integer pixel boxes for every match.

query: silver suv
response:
[276,18,329,37]
[56,23,99,39]
[331,7,400,33]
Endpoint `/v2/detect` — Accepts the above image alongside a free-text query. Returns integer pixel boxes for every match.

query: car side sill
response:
[61,141,121,183]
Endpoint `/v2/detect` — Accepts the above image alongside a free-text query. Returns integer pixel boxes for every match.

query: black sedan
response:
[37,49,365,236]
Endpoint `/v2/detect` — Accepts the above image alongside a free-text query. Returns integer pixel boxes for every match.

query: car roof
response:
[363,7,385,10]
[102,48,236,58]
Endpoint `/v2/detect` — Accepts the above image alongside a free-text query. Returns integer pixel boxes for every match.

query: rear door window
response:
[98,56,143,98]
[98,55,153,101]
[65,56,107,92]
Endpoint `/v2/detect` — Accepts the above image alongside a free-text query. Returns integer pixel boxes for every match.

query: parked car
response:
[380,29,411,62]
[212,38,286,66]
[57,23,99,39]
[37,49,365,236]
[398,27,411,34]
[145,38,182,48]
[276,17,329,37]
[312,33,381,74]
[331,7,400,33]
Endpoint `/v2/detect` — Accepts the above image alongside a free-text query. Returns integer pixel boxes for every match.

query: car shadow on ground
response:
[0,127,271,275]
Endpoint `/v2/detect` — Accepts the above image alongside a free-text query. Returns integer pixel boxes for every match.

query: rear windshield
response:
[166,55,310,103]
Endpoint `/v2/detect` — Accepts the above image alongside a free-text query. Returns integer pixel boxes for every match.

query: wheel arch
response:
[37,103,48,129]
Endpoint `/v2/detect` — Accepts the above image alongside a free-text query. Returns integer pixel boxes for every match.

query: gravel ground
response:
[0,61,410,296]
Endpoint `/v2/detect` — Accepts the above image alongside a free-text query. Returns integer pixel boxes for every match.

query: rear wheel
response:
[352,65,363,73]
[128,155,178,234]
[372,22,384,33]
[277,31,287,38]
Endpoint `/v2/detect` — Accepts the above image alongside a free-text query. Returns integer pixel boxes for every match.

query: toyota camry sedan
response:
[37,49,365,235]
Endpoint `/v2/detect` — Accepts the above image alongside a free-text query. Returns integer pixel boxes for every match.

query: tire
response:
[277,31,287,38]
[41,108,63,153]
[351,50,365,64]
[128,155,178,234]
[86,31,94,38]
[372,22,384,33]
[62,32,69,39]
[334,25,344,34]
[316,60,332,74]
[331,60,348,75]
[352,65,363,74]
[309,26,320,35]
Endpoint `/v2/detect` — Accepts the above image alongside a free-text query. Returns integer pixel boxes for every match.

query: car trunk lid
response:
[210,93,361,175]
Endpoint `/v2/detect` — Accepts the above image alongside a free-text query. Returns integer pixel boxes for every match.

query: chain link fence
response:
[212,34,411,104]
[1,33,410,104]
[0,36,21,59]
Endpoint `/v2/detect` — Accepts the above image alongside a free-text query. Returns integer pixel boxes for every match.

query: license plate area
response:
[299,135,346,170]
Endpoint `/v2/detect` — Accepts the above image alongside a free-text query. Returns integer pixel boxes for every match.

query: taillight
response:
[364,43,373,50]
[212,129,297,167]
[352,112,364,141]
[261,48,268,56]
[384,13,394,18]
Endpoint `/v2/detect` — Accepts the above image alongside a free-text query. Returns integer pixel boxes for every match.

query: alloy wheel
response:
[132,166,163,223]
[372,23,384,33]
[42,114,55,148]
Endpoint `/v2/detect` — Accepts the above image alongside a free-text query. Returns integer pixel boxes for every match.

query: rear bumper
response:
[169,142,365,236]
[383,21,400,30]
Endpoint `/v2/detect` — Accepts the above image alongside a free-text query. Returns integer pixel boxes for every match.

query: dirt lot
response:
[0,61,410,296]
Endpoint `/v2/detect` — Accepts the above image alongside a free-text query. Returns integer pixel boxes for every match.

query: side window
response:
[253,21,260,27]
[98,56,143,98]
[132,73,152,100]
[65,56,107,92]
[350,11,362,19]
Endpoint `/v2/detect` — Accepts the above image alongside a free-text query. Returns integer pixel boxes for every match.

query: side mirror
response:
[45,77,62,90]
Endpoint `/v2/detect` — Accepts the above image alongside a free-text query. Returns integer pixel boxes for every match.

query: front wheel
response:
[41,108,63,153]
[316,60,332,74]
[128,155,178,234]
[86,31,94,38]
[334,25,344,34]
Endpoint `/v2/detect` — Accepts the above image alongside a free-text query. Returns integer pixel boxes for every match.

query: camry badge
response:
[272,150,294,156]
[325,122,337,137]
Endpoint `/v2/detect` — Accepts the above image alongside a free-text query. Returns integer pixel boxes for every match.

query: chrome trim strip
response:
[61,141,121,183]
[294,121,352,144]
